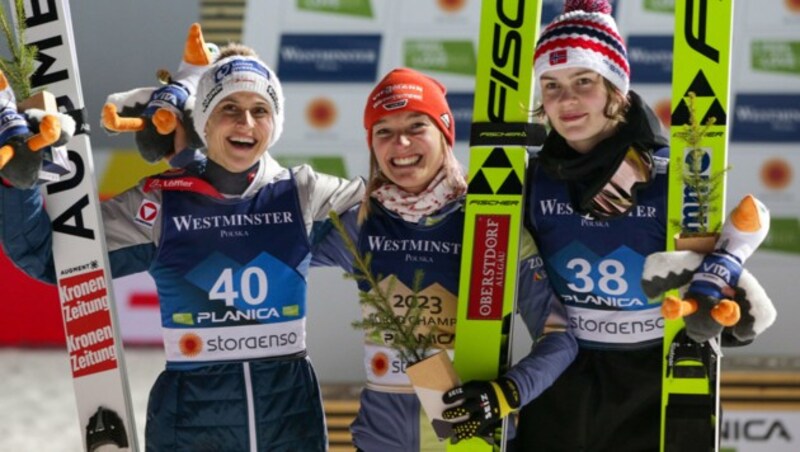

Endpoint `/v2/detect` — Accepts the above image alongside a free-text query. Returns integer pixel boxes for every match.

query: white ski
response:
[14,1,139,450]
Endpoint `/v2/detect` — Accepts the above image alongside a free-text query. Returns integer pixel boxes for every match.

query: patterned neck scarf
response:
[371,169,462,223]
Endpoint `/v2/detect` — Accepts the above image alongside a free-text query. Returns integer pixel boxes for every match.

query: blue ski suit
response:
[1,154,363,451]
[515,92,670,452]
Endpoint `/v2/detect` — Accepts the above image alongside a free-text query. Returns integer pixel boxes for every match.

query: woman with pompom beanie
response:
[516,0,671,450]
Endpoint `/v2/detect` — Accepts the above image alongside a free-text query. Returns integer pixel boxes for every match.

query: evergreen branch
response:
[674,91,730,235]
[0,0,39,99]
[329,210,435,364]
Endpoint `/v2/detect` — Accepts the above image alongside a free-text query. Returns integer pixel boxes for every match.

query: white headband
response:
[193,55,285,147]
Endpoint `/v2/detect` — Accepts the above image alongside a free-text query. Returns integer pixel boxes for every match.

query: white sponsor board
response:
[721,410,800,451]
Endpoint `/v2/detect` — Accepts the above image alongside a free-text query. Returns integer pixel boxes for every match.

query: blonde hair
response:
[215,43,258,61]
[357,133,466,224]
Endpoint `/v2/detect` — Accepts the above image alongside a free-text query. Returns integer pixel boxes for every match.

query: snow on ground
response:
[0,347,163,452]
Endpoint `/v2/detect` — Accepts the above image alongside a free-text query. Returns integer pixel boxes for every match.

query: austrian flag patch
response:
[135,200,160,228]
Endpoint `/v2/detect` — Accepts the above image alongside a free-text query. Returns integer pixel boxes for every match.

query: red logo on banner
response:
[761,158,792,190]
[306,97,337,129]
[371,352,389,377]
[60,269,118,378]
[467,215,510,320]
[179,333,203,358]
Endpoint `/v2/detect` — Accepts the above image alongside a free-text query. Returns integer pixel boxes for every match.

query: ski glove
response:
[101,23,216,163]
[0,100,75,188]
[441,377,520,443]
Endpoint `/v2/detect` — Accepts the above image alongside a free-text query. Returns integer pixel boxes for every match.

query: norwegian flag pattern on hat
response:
[534,0,630,95]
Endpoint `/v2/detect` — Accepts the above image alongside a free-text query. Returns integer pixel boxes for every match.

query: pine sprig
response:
[0,0,39,99]
[673,91,730,235]
[329,210,435,364]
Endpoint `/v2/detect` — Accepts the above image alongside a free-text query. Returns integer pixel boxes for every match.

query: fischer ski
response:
[15,1,139,451]
[662,1,734,451]
[452,0,543,450]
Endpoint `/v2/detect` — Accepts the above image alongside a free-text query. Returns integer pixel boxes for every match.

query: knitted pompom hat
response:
[364,68,455,147]
[193,55,285,147]
[534,0,630,95]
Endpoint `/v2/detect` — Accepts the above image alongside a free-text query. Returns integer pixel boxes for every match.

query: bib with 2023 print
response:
[148,172,311,368]
[362,277,457,389]
[357,202,464,390]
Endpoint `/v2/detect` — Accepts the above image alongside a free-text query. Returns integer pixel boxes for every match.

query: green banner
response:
[296,0,373,17]
[404,40,477,76]
[752,40,800,76]
[761,217,800,254]
[275,155,348,178]
[644,0,675,13]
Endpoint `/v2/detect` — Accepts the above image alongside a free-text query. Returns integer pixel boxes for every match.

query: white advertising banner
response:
[721,410,800,451]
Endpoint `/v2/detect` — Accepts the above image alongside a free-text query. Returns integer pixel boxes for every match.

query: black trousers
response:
[515,346,662,452]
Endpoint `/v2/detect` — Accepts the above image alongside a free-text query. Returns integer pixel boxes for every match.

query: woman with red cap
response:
[313,67,577,451]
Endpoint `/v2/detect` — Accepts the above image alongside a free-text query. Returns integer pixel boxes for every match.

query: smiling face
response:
[205,91,273,173]
[371,111,446,194]
[540,67,622,153]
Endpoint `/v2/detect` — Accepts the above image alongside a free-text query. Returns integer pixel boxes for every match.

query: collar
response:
[241,153,285,198]
[371,170,464,223]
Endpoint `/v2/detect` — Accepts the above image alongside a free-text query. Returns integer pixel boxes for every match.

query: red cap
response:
[364,68,455,147]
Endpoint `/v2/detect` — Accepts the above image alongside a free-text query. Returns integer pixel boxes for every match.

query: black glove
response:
[0,107,68,189]
[441,377,520,443]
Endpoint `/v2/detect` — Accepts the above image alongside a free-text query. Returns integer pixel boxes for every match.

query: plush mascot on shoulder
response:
[641,194,777,345]
[101,23,217,163]
[0,71,76,189]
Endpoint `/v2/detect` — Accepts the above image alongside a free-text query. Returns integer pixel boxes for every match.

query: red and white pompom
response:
[563,0,612,15]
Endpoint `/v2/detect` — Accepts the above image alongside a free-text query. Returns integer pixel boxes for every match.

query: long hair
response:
[357,133,466,224]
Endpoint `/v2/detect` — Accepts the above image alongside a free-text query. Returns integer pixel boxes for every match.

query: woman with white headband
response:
[1,43,363,451]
